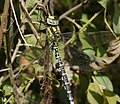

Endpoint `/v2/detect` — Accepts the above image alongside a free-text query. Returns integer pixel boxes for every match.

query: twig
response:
[0,68,10,72]
[4,95,13,104]
[19,0,44,47]
[4,1,22,103]
[64,16,81,29]
[29,3,38,15]
[59,0,88,20]
[8,66,21,104]
[11,39,21,63]
[80,9,104,31]
[1,52,44,83]
[10,0,27,45]
[104,9,117,38]
[1,68,19,83]
[0,0,10,48]
[65,9,103,46]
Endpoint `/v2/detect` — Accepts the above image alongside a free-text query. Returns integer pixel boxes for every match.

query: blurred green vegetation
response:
[0,0,120,104]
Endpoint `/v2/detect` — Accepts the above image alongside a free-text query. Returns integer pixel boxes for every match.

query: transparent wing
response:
[65,46,93,72]
[61,31,116,47]
[61,31,119,72]
[85,31,116,47]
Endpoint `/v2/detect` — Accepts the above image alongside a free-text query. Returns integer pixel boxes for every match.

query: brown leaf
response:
[107,38,120,55]
[90,38,120,70]
[90,61,107,70]
[18,55,30,66]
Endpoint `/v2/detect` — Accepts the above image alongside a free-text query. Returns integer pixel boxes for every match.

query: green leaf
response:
[31,10,39,23]
[78,32,92,49]
[96,45,107,57]
[113,3,120,34]
[104,90,120,104]
[80,14,88,23]
[98,0,109,8]
[80,14,96,28]
[94,71,113,91]
[3,85,12,96]
[26,0,38,9]
[24,33,46,47]
[79,74,89,93]
[21,73,33,81]
[78,31,95,58]
[87,82,104,104]
[24,34,37,45]
[31,10,46,30]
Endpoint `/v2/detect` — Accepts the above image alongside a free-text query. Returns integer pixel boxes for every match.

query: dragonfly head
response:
[47,16,59,26]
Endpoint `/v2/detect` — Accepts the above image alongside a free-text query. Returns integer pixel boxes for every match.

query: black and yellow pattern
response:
[47,16,74,104]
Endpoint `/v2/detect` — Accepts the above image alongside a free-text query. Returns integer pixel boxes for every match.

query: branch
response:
[0,68,10,72]
[19,0,44,47]
[59,0,88,20]
[64,16,81,29]
[0,0,10,49]
[11,39,21,63]
[10,0,27,45]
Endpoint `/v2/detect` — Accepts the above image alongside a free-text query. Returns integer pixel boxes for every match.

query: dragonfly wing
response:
[67,47,92,71]
[85,31,116,47]
[61,31,116,47]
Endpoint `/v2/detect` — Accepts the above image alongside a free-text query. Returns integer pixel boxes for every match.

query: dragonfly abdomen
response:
[51,43,74,104]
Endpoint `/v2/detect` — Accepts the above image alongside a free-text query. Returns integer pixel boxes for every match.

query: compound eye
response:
[49,20,54,24]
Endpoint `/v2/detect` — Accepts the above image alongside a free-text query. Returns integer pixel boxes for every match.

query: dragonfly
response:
[37,2,74,104]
